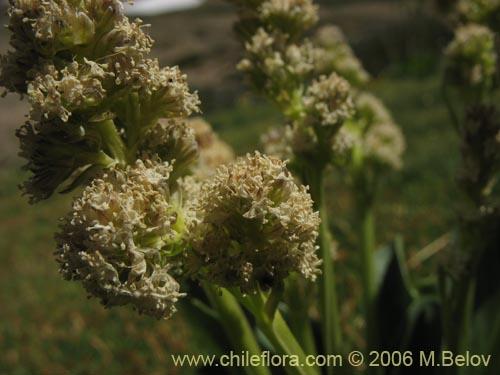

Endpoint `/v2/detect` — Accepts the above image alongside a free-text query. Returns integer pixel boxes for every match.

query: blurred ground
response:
[0,1,459,374]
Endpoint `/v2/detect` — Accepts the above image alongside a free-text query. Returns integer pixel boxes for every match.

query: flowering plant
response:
[1,1,499,375]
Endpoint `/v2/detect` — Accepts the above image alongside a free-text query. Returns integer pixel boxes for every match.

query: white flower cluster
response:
[1,0,200,202]
[304,73,354,128]
[2,0,324,321]
[348,92,406,171]
[444,24,497,88]
[259,0,319,37]
[187,153,321,293]
[186,117,236,177]
[457,0,500,27]
[28,60,111,122]
[313,26,370,85]
[56,159,185,319]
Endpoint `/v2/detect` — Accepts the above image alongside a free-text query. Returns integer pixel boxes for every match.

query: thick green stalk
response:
[286,276,317,357]
[441,231,480,375]
[441,275,476,375]
[359,203,378,354]
[232,289,321,375]
[305,166,342,364]
[202,284,271,375]
[352,146,379,359]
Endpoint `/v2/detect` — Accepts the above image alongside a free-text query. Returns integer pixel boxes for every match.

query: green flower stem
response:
[94,119,127,166]
[441,274,476,375]
[359,202,378,354]
[352,146,379,359]
[202,284,271,375]
[303,165,342,366]
[286,276,317,357]
[441,228,482,375]
[231,289,321,375]
[441,82,462,133]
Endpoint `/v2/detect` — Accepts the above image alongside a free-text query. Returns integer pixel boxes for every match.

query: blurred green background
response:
[0,0,461,374]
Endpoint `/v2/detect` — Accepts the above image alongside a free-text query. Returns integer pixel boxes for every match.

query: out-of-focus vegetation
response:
[0,1,461,374]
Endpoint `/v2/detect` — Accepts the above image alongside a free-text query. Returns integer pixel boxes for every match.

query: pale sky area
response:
[123,0,204,16]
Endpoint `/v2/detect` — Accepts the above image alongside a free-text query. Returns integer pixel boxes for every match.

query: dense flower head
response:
[457,0,500,28]
[1,0,200,117]
[27,60,112,122]
[238,28,316,107]
[187,117,217,148]
[1,0,200,204]
[109,60,200,126]
[187,152,321,293]
[355,91,393,125]
[444,24,497,88]
[139,62,200,120]
[261,125,293,160]
[331,127,355,159]
[363,122,406,170]
[258,0,319,38]
[230,0,317,40]
[347,92,406,170]
[303,73,354,128]
[263,121,355,165]
[185,118,235,178]
[313,26,370,85]
[56,159,186,319]
[138,118,199,181]
[0,0,148,94]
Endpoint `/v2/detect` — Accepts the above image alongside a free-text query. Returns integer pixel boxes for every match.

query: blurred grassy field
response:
[0,1,459,374]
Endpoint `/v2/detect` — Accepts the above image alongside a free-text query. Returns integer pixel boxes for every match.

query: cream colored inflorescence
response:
[186,117,236,177]
[444,24,497,88]
[457,0,500,26]
[56,159,186,319]
[1,0,200,202]
[187,152,321,293]
[27,60,111,122]
[259,0,319,36]
[3,0,326,321]
[313,25,370,85]
[350,92,406,170]
[304,73,354,128]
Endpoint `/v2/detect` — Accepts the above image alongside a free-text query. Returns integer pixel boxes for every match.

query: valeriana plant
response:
[0,2,324,375]
[228,0,406,368]
[440,3,500,373]
[1,0,199,202]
